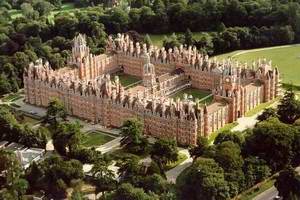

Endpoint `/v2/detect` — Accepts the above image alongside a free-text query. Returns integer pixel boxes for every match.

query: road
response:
[166,149,192,183]
[254,167,300,200]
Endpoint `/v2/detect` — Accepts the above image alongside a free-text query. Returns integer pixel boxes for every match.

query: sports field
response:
[215,44,300,86]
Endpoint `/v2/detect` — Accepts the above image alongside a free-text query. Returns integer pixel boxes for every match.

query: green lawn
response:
[82,131,115,147]
[171,88,212,104]
[215,45,300,86]
[112,73,141,87]
[165,152,188,171]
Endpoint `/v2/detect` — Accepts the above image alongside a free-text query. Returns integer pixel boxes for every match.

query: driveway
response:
[254,167,300,200]
[166,149,192,183]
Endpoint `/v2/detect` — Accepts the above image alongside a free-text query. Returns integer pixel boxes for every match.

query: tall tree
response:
[277,89,300,124]
[275,166,300,200]
[150,139,178,172]
[184,28,193,46]
[45,98,67,125]
[91,160,117,196]
[189,136,209,160]
[178,158,230,200]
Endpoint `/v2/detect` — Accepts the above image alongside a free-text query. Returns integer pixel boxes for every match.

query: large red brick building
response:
[23,34,280,145]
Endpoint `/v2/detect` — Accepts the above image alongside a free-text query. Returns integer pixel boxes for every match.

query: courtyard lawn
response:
[171,88,212,104]
[112,73,141,87]
[215,44,300,86]
[82,131,115,147]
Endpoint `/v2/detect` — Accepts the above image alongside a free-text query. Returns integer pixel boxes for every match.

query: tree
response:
[32,0,54,16]
[120,118,148,153]
[214,130,244,147]
[107,183,158,200]
[257,107,278,122]
[143,34,152,48]
[214,141,244,171]
[0,73,12,95]
[244,118,296,171]
[277,89,300,124]
[214,141,245,196]
[163,33,181,50]
[178,158,230,200]
[150,139,178,172]
[0,150,28,199]
[189,136,209,160]
[275,166,300,200]
[45,98,67,125]
[139,174,169,194]
[52,121,83,156]
[28,155,84,198]
[243,156,271,188]
[184,28,193,46]
[91,160,117,195]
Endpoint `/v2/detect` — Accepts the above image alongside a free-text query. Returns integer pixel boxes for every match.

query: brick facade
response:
[23,34,280,145]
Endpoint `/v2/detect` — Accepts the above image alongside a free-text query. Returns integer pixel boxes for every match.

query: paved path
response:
[232,101,280,132]
[254,167,300,200]
[166,149,192,183]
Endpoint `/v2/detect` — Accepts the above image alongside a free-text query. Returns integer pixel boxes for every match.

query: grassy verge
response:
[208,122,239,144]
[82,131,115,147]
[107,148,147,162]
[237,178,276,200]
[245,98,279,117]
[2,93,22,102]
[165,152,188,171]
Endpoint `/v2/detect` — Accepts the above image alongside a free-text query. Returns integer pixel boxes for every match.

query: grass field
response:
[171,88,213,104]
[82,131,114,147]
[215,45,300,86]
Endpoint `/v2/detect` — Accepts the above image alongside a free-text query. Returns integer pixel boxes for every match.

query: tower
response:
[71,34,90,80]
[72,34,89,62]
[142,53,156,87]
